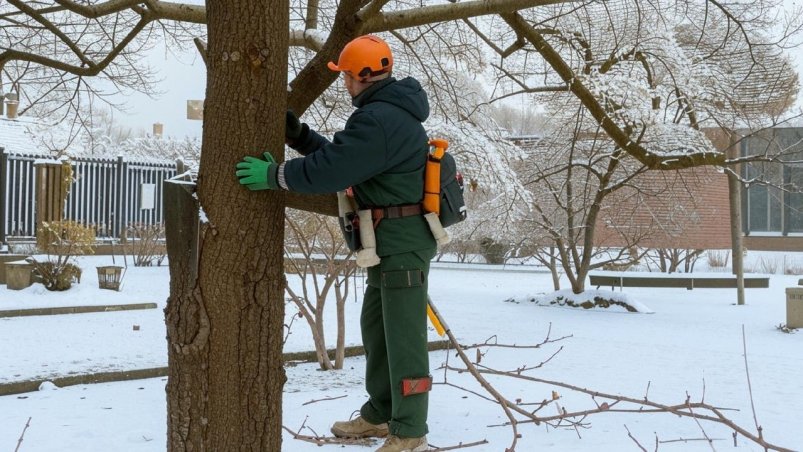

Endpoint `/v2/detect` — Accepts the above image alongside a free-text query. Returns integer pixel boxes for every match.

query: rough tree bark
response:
[164,1,289,450]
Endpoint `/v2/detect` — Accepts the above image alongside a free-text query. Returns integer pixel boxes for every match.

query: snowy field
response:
[0,253,802,451]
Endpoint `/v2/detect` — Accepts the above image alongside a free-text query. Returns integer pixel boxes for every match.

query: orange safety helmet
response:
[327,35,393,82]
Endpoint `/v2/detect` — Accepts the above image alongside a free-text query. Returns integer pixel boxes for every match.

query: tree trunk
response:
[729,171,746,305]
[315,300,334,369]
[727,132,746,306]
[335,280,347,369]
[549,248,560,291]
[668,249,680,273]
[164,1,289,450]
[290,292,332,370]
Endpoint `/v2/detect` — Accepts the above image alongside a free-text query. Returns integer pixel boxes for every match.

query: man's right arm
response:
[285,110,331,156]
[279,111,388,194]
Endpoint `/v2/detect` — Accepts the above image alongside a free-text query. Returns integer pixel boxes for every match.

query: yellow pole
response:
[426,299,446,337]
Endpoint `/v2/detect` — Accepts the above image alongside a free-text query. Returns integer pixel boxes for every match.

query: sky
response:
[120,42,206,139]
[0,253,802,451]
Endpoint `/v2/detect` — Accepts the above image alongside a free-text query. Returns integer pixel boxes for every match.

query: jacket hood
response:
[353,77,430,122]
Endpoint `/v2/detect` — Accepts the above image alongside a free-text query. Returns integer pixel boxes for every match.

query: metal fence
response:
[0,149,177,242]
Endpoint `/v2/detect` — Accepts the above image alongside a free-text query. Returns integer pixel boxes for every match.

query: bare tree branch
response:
[502,11,726,170]
[55,0,205,23]
[361,0,578,33]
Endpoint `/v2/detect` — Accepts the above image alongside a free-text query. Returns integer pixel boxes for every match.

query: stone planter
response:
[786,287,803,329]
[0,255,30,284]
[6,261,34,290]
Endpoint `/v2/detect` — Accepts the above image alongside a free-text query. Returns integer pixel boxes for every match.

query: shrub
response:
[479,237,510,264]
[756,256,779,275]
[784,258,803,275]
[125,223,166,267]
[707,250,730,269]
[32,221,94,291]
[32,261,82,291]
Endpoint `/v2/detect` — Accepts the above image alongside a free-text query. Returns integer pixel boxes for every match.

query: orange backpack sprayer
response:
[423,138,449,215]
[423,139,449,337]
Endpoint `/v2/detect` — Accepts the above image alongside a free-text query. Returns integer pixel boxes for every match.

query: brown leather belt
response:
[370,204,423,228]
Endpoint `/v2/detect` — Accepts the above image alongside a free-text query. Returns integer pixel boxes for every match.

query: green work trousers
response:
[359,248,435,438]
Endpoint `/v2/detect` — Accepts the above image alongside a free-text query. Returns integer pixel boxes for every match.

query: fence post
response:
[176,158,186,177]
[34,159,66,234]
[0,148,6,246]
[164,176,199,285]
[115,155,125,240]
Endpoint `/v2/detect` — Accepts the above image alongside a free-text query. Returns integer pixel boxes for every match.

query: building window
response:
[743,128,803,235]
[788,167,803,232]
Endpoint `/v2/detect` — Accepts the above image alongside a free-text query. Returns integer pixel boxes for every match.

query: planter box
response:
[0,255,29,284]
[6,261,34,290]
[786,287,803,329]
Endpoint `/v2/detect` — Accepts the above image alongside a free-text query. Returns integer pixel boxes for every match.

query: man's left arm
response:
[235,152,281,191]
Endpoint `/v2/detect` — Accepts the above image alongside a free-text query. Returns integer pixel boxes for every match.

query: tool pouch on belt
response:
[338,213,361,252]
[337,191,361,252]
[401,375,433,397]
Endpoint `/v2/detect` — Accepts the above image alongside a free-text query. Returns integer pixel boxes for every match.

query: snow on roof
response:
[0,115,50,155]
[0,114,87,157]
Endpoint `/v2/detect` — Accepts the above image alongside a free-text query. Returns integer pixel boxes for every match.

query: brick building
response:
[513,127,803,253]
[596,127,803,252]
[595,165,732,250]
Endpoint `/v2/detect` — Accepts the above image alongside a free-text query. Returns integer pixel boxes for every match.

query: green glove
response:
[235,152,280,190]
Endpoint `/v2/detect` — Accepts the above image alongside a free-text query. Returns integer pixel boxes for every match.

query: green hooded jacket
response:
[284,76,436,256]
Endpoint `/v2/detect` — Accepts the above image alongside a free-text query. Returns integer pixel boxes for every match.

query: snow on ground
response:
[0,254,802,451]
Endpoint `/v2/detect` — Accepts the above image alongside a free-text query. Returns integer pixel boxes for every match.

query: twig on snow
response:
[282,424,376,447]
[15,417,31,452]
[659,437,726,444]
[427,439,490,450]
[742,324,763,442]
[302,394,347,406]
[624,424,648,452]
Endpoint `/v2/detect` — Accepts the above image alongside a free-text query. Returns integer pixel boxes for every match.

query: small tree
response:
[284,210,358,370]
[512,113,652,294]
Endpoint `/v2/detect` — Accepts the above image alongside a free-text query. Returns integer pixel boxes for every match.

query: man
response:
[235,35,435,452]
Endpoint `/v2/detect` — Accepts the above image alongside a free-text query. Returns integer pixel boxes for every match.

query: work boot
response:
[330,416,389,438]
[375,435,428,452]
